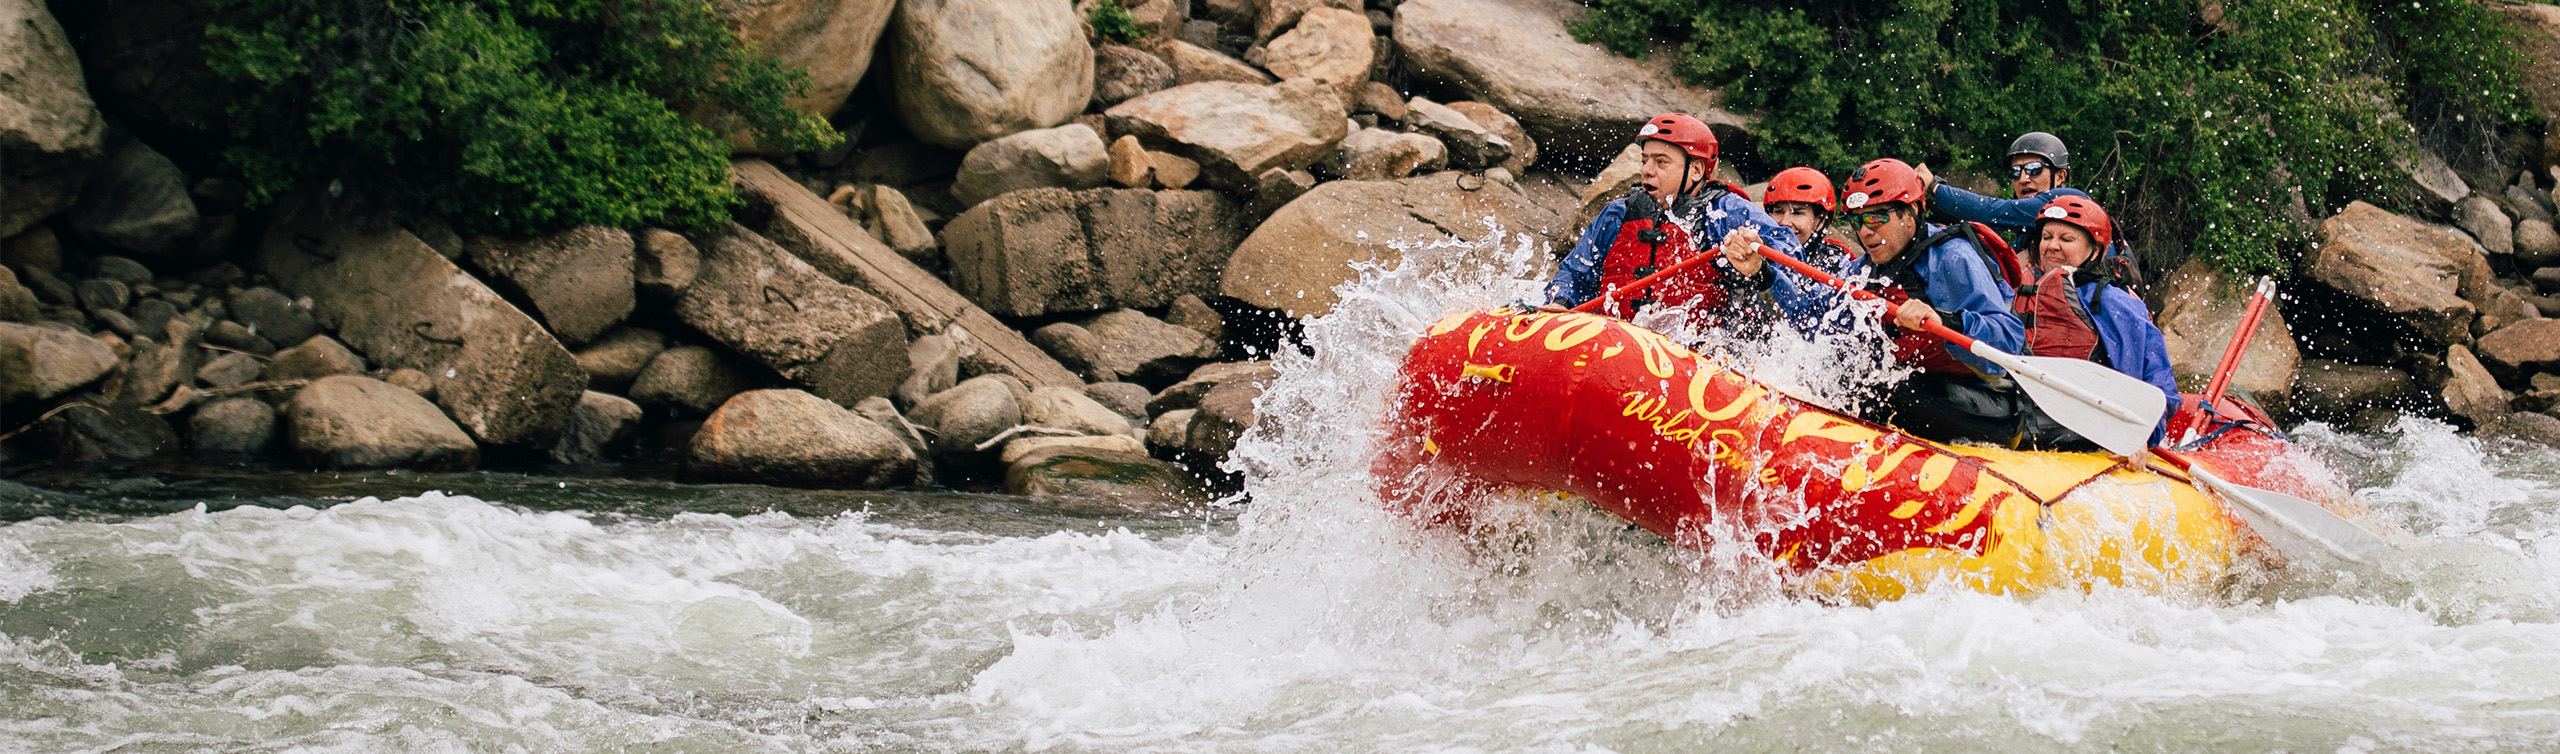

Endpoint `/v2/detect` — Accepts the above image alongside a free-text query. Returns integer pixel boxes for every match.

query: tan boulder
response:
[0,321,115,402]
[1222,171,1565,316]
[464,226,636,345]
[677,225,910,407]
[1092,44,1176,110]
[2151,258,2299,406]
[1151,38,1275,86]
[950,123,1110,207]
[1151,152,1202,189]
[864,185,939,260]
[1264,7,1373,98]
[1104,80,1350,191]
[714,0,897,117]
[943,187,1245,317]
[1318,127,1445,181]
[1445,101,1537,173]
[1257,0,1362,40]
[2475,318,2560,383]
[2442,344,2513,425]
[689,388,918,487]
[0,0,105,237]
[1109,134,1155,188]
[285,375,478,470]
[1393,0,1748,163]
[2305,201,2487,347]
[886,0,1093,149]
[1405,96,1511,169]
[2499,3,2560,126]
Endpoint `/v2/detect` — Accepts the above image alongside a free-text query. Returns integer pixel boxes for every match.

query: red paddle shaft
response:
[2199,278,2274,407]
[1567,250,1726,314]
[1754,244,1982,350]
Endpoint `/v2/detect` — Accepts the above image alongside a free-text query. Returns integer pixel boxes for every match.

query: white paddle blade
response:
[2190,466,2391,566]
[1972,345,2165,456]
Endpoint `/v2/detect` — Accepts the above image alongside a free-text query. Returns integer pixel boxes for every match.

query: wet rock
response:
[0,267,38,322]
[2151,258,2298,406]
[549,390,643,464]
[285,375,479,470]
[202,319,274,356]
[1182,371,1269,461]
[1023,385,1136,437]
[2305,201,2488,347]
[67,137,199,260]
[39,397,177,463]
[1319,127,1446,181]
[2476,319,2560,384]
[676,225,909,406]
[1264,7,1373,98]
[2390,145,2470,219]
[999,433,1147,464]
[629,345,750,416]
[188,396,276,457]
[1104,80,1349,191]
[1146,360,1275,415]
[635,228,701,302]
[464,226,636,345]
[1077,308,1221,386]
[1093,44,1176,110]
[92,256,153,286]
[2521,220,2560,269]
[1153,38,1273,87]
[2291,359,2418,422]
[1002,445,1205,509]
[1392,0,1745,163]
[0,0,105,237]
[2456,195,2513,255]
[128,297,175,336]
[1147,408,1195,449]
[90,309,136,338]
[2442,344,2513,425]
[942,187,1246,317]
[75,278,128,313]
[1255,0,1360,40]
[910,374,1026,457]
[896,332,965,409]
[886,0,1092,149]
[1444,101,1536,174]
[260,334,366,383]
[950,124,1111,207]
[688,389,917,486]
[195,350,263,388]
[1165,294,1226,344]
[852,395,935,479]
[1224,171,1564,316]
[2484,411,2560,445]
[1085,381,1153,421]
[713,0,897,117]
[260,198,584,448]
[575,327,666,394]
[20,267,72,307]
[0,321,117,401]
[1404,97,1511,170]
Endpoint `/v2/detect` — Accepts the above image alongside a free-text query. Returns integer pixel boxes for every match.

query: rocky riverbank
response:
[12,0,2560,505]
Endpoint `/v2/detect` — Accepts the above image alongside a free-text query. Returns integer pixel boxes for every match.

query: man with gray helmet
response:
[1919,132,2092,242]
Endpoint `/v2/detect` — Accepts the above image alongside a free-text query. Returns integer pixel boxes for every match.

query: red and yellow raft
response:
[1372,307,2347,603]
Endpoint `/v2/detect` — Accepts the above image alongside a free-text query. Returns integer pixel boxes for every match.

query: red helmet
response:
[2034,195,2115,248]
[1761,166,1835,212]
[1840,158,1928,212]
[1638,113,1719,167]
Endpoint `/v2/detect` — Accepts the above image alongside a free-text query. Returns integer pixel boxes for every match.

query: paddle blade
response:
[1974,347,2165,456]
[2189,466,2390,566]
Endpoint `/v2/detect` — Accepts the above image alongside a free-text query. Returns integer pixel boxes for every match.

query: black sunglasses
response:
[2009,161,2051,179]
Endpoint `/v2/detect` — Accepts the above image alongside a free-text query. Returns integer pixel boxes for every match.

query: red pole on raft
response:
[1567,251,1726,314]
[2199,277,2275,408]
[1755,244,1982,350]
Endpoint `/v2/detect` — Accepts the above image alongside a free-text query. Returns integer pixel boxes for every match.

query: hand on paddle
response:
[1718,227,1766,277]
[1891,299,1942,331]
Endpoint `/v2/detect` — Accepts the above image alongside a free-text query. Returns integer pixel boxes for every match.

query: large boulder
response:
[886,0,1093,149]
[1222,171,1565,316]
[1150,38,1274,87]
[575,327,666,394]
[38,397,177,463]
[1104,80,1350,191]
[1255,0,1361,40]
[548,390,643,464]
[909,374,1024,457]
[285,375,480,470]
[1022,385,1136,437]
[226,286,318,348]
[943,187,1246,317]
[1073,308,1221,385]
[2502,3,2560,128]
[1263,7,1374,98]
[0,322,116,402]
[2475,318,2560,384]
[2150,258,2299,406]
[635,228,701,302]
[260,197,584,448]
[2455,195,2514,256]
[0,0,105,238]
[677,225,910,406]
[65,137,198,261]
[1092,44,1177,110]
[2520,219,2560,269]
[1404,97,1512,170]
[464,226,636,346]
[688,389,917,487]
[2304,201,2490,347]
[1183,371,1269,463]
[1393,0,1748,164]
[2292,360,2419,423]
[2442,344,2513,426]
[949,124,1110,207]
[1318,127,1446,181]
[629,345,749,415]
[259,334,367,383]
[189,396,276,457]
[714,0,898,118]
[1003,445,1205,509]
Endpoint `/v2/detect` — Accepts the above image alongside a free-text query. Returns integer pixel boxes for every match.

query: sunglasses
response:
[1847,208,1900,228]
[2009,161,2051,179]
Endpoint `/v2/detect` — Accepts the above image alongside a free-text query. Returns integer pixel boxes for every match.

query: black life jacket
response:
[1860,221,2029,374]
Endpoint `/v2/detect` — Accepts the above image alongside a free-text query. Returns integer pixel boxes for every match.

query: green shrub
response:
[1571,0,2529,277]
[1090,0,1147,44]
[203,0,842,235]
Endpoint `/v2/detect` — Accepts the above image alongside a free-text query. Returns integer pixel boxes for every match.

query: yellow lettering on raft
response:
[1544,316,1609,351]
[1843,444,1929,493]
[1600,344,1625,359]
[1467,321,1497,356]
[1708,429,1749,471]
[1430,310,1473,336]
[1782,414,1884,445]
[1889,499,1928,519]
[1424,437,1440,455]
[1504,312,1554,341]
[1927,485,2007,534]
[1687,375,1764,423]
[1915,454,1959,493]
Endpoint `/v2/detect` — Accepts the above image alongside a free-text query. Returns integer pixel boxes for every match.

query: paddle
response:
[1568,251,1725,314]
[1754,244,2391,566]
[2200,277,2275,408]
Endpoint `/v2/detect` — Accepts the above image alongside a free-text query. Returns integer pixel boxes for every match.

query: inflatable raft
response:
[1372,307,2349,603]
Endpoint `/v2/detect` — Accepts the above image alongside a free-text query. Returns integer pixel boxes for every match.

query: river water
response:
[10,238,2560,752]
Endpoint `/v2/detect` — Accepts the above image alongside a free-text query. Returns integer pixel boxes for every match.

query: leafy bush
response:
[1090,0,1148,44]
[204,0,841,234]
[1571,0,2530,276]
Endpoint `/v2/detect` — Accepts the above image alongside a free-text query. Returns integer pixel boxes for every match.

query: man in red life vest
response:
[1544,114,1801,330]
[2012,195,2179,448]
[1721,158,2035,446]
[1759,167,1853,271]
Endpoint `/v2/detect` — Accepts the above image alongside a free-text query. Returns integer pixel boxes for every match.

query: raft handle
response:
[1459,363,1517,383]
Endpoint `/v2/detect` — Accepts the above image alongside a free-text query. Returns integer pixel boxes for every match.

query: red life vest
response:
[2015,266,2105,363]
[1591,187,1741,320]
[1862,222,2030,375]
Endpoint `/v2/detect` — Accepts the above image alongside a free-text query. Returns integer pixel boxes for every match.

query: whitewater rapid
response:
[8,236,2560,751]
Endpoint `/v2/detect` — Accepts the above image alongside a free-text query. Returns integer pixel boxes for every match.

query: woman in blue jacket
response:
[2010,195,2180,449]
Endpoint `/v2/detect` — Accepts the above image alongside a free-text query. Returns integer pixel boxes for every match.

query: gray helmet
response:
[2007,132,2069,170]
